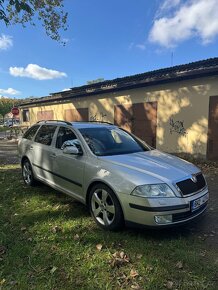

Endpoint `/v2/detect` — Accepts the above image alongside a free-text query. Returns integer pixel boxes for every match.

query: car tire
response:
[22,159,37,186]
[89,183,124,231]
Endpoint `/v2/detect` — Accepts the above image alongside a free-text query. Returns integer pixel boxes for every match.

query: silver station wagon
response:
[18,120,209,230]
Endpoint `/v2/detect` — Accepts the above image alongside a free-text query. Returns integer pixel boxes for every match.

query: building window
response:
[22,109,30,122]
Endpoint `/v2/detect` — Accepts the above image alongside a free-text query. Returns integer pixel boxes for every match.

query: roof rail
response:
[36,120,72,126]
[90,121,114,125]
[72,120,114,125]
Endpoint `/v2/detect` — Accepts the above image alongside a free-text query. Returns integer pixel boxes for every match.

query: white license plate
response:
[191,193,209,211]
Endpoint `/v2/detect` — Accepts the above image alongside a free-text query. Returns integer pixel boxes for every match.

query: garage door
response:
[37,110,54,121]
[64,108,88,122]
[207,96,218,160]
[114,102,157,147]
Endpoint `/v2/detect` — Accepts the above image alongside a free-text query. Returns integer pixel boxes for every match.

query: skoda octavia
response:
[18,121,209,230]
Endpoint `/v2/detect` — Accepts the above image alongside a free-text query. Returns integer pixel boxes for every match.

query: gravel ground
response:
[0,138,19,165]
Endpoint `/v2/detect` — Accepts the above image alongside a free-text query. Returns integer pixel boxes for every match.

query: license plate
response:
[191,193,209,211]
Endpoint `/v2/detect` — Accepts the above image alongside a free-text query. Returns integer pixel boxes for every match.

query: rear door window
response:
[34,125,57,146]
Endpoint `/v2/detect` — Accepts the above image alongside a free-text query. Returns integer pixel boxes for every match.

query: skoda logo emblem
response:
[191,175,197,183]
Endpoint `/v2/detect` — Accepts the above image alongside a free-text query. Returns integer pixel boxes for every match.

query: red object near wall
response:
[11,107,19,116]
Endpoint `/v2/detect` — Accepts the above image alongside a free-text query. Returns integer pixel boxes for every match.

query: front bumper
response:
[120,188,209,227]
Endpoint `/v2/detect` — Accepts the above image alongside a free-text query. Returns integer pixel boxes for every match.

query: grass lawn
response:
[0,127,8,133]
[0,164,217,290]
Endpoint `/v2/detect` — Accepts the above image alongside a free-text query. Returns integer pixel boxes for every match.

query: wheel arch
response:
[21,155,30,166]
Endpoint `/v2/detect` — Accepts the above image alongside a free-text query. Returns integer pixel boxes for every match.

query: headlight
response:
[131,183,175,198]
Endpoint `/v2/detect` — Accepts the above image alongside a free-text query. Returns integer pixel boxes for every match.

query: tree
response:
[0,97,15,122]
[87,78,105,85]
[0,0,68,42]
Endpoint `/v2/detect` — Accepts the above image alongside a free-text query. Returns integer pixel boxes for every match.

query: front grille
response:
[176,173,206,196]
[172,203,207,222]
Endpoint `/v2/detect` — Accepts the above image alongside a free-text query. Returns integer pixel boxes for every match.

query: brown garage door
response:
[64,108,88,122]
[207,96,218,160]
[37,110,54,121]
[114,102,157,147]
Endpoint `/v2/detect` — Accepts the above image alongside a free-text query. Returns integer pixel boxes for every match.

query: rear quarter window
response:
[23,125,40,140]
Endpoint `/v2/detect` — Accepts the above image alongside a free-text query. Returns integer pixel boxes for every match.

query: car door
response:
[51,126,86,202]
[31,124,58,184]
[18,125,40,161]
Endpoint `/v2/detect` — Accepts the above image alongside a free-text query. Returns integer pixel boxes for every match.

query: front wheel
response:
[22,159,36,186]
[89,184,124,231]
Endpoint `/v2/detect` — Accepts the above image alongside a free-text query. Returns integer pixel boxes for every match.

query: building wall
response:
[20,75,218,156]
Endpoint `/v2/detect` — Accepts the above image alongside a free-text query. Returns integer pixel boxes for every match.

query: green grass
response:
[0,164,217,290]
[0,127,8,133]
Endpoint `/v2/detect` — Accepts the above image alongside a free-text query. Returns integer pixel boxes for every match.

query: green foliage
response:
[0,0,68,41]
[0,97,27,119]
[87,78,105,85]
[0,97,14,119]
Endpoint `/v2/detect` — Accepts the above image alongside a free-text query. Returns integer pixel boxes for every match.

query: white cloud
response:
[9,64,67,80]
[158,0,181,14]
[0,34,13,50]
[0,88,21,95]
[149,0,218,48]
[62,88,71,92]
[135,44,146,50]
[129,42,146,51]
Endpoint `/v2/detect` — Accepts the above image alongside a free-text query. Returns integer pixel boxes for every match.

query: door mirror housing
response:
[61,139,83,155]
[63,146,79,155]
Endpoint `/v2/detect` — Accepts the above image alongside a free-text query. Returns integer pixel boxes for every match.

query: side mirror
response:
[61,139,83,155]
[63,146,79,155]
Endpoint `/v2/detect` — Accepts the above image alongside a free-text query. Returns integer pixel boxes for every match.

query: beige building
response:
[19,58,218,160]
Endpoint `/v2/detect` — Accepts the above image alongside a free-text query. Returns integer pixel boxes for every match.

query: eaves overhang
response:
[19,57,218,108]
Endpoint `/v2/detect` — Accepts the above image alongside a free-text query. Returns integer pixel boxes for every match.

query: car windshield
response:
[79,127,150,156]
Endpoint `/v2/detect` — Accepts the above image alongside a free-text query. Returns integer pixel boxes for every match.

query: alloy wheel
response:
[91,188,115,226]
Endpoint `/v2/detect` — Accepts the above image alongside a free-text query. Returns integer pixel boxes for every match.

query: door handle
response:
[50,153,57,158]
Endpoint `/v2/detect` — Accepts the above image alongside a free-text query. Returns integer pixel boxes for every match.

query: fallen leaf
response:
[130,269,139,278]
[131,282,141,289]
[0,279,6,286]
[110,251,130,268]
[166,281,173,289]
[21,227,27,232]
[146,265,154,272]
[27,237,33,242]
[175,261,183,269]
[73,234,80,241]
[52,226,62,233]
[96,244,103,251]
[136,254,143,259]
[120,251,125,259]
[50,266,58,274]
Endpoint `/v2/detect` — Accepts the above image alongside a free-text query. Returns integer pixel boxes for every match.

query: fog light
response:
[155,214,172,224]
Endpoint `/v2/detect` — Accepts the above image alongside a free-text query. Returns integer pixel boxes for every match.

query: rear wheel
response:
[22,159,36,186]
[89,184,124,231]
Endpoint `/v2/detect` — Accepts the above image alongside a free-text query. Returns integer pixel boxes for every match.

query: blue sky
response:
[0,0,218,99]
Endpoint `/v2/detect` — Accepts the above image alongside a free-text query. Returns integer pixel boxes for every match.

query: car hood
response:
[100,150,199,183]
